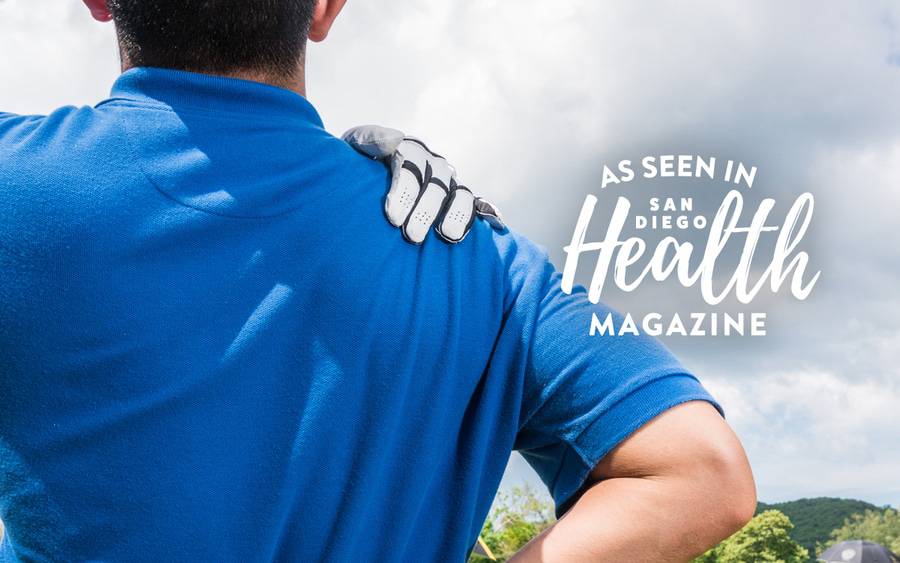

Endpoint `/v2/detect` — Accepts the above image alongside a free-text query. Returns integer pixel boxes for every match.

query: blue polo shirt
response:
[0,68,719,562]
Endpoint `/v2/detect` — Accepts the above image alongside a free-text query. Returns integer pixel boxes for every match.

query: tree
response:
[821,509,900,555]
[757,497,880,556]
[695,509,809,563]
[469,485,555,562]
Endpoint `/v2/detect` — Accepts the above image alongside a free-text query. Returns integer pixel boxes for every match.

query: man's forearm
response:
[510,475,742,562]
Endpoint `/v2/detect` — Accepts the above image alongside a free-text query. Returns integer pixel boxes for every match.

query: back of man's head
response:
[106,0,318,77]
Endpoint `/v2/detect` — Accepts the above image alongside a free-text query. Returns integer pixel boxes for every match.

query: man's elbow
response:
[665,406,757,549]
[702,437,757,538]
[590,401,757,555]
[720,465,757,536]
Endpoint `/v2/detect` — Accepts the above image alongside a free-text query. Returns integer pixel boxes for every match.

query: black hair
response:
[106,0,317,77]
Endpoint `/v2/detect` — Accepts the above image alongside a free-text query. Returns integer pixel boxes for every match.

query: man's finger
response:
[344,126,495,242]
[437,185,476,243]
[342,125,405,159]
[385,140,429,227]
[402,182,447,244]
[474,197,506,231]
[402,155,453,244]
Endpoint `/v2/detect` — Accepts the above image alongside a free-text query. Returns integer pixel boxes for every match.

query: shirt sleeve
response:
[494,230,722,515]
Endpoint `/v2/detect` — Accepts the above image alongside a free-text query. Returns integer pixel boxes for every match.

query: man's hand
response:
[511,402,756,562]
[343,125,505,245]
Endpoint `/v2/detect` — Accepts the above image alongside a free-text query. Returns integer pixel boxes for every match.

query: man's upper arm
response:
[496,232,722,515]
[587,400,757,537]
[590,400,746,482]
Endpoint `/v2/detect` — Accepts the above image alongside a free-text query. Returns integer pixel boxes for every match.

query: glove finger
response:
[342,125,405,159]
[474,196,506,230]
[437,185,476,243]
[385,140,430,227]
[426,153,454,191]
[402,181,448,244]
[401,153,454,243]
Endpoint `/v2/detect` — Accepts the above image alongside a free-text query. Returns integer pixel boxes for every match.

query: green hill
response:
[757,497,884,559]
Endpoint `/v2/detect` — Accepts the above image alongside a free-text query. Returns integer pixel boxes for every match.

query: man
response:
[0,1,756,561]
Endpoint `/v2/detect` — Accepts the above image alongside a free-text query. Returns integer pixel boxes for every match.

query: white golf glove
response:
[342,125,505,245]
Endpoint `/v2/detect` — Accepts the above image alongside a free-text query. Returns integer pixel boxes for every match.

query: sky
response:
[1,0,899,509]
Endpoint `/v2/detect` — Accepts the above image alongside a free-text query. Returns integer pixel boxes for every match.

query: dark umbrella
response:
[819,540,900,563]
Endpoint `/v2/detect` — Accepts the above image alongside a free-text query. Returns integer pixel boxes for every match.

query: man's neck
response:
[225,66,306,96]
[120,59,307,97]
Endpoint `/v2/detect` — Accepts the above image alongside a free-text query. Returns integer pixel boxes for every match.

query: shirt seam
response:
[96,99,321,128]
[115,111,318,220]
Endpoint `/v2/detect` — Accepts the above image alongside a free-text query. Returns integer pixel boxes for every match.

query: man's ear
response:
[82,0,113,22]
[308,0,347,42]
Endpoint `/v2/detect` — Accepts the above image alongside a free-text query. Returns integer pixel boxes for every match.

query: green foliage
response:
[468,485,555,562]
[757,497,881,558]
[466,493,885,562]
[820,509,900,555]
[695,510,809,563]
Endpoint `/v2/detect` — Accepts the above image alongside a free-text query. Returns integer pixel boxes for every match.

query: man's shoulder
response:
[0,110,42,131]
[0,104,137,235]
[478,224,552,280]
[0,110,50,152]
[1,105,89,140]
[448,219,556,314]
[0,105,119,169]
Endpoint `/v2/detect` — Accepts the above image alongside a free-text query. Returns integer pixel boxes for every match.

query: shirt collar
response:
[105,66,324,127]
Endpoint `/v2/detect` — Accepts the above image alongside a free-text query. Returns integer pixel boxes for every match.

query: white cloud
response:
[705,370,900,507]
[0,1,119,113]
